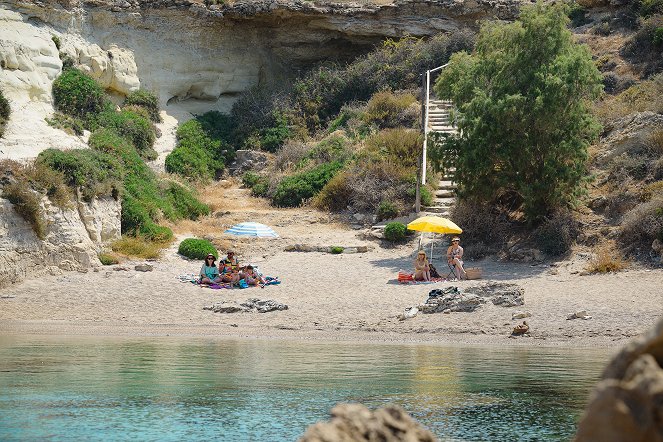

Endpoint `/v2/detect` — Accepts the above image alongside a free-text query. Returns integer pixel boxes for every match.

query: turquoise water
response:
[0,336,610,441]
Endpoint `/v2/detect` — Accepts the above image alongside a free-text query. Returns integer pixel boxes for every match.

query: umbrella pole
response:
[430,233,434,263]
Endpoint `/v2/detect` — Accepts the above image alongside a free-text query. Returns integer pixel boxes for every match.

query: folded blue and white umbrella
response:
[224,222,279,238]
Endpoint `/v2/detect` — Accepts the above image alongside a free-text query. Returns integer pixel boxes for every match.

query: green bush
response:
[163,182,210,220]
[123,90,161,122]
[364,91,418,129]
[95,109,156,159]
[52,68,105,118]
[272,161,344,207]
[377,201,399,221]
[568,2,589,27]
[0,88,10,138]
[51,35,61,50]
[165,119,225,181]
[46,112,85,136]
[178,238,218,260]
[242,171,261,188]
[384,222,407,242]
[98,253,119,265]
[252,181,269,197]
[2,181,47,239]
[641,0,663,17]
[36,148,124,201]
[330,246,344,254]
[435,3,602,222]
[139,222,173,242]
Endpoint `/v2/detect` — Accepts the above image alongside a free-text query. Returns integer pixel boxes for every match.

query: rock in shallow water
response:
[574,318,663,442]
[299,403,437,442]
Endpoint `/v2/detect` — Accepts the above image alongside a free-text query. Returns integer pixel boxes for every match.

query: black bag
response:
[429,263,440,278]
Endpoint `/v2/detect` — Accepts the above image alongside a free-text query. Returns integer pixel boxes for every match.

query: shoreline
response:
[0,319,637,349]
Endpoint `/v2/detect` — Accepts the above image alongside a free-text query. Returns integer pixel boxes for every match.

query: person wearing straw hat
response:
[446,237,467,280]
[200,253,222,284]
[413,250,431,282]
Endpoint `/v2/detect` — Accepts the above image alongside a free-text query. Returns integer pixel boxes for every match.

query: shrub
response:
[363,129,422,169]
[242,171,261,188]
[0,88,9,138]
[593,74,663,123]
[139,222,173,242]
[641,0,663,17]
[95,109,156,159]
[2,181,47,239]
[165,119,225,181]
[620,196,663,251]
[534,211,579,257]
[36,148,124,201]
[300,132,352,167]
[163,182,210,220]
[568,2,590,27]
[274,141,312,171]
[111,236,164,259]
[251,181,269,197]
[51,35,61,50]
[364,91,418,129]
[621,15,663,76]
[435,3,602,222]
[312,169,354,211]
[46,112,85,136]
[272,161,344,207]
[330,246,344,254]
[52,68,105,118]
[384,222,407,242]
[586,243,628,273]
[178,238,218,260]
[642,181,663,201]
[98,253,119,265]
[377,201,400,221]
[123,90,161,122]
[25,162,71,207]
[450,200,512,248]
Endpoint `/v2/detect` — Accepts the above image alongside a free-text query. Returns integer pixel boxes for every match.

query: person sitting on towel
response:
[447,237,467,280]
[200,253,222,284]
[241,265,265,286]
[414,251,431,281]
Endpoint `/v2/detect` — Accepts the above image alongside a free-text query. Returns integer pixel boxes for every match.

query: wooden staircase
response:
[423,99,457,217]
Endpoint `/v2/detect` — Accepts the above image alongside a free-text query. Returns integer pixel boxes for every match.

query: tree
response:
[432,2,602,222]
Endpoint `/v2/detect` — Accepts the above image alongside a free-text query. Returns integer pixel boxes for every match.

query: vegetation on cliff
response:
[0,88,9,138]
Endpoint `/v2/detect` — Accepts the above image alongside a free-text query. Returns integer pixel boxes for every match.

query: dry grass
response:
[586,242,629,273]
[110,236,169,259]
[647,129,663,155]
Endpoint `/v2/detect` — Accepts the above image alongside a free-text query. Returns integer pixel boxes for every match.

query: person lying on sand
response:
[414,251,431,282]
[447,237,467,280]
[241,265,265,286]
[200,253,222,284]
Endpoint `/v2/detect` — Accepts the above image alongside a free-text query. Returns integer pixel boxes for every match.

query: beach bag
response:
[429,264,440,278]
[397,271,414,283]
[238,279,249,289]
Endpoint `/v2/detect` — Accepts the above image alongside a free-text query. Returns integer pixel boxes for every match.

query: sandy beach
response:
[1,187,661,347]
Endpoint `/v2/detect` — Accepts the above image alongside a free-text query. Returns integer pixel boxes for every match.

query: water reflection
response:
[0,336,610,441]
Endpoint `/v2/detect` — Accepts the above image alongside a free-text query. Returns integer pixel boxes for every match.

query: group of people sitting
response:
[199,250,265,287]
[413,236,466,281]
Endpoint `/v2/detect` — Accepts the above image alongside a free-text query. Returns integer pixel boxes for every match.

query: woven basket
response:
[464,267,482,280]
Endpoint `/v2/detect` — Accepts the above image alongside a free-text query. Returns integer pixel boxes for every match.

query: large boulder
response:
[228,149,269,175]
[575,318,663,442]
[299,403,437,442]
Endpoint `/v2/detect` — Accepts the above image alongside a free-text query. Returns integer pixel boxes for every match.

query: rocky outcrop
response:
[575,318,663,442]
[595,111,663,166]
[0,195,121,288]
[300,403,437,442]
[1,0,523,161]
[204,298,289,313]
[419,283,524,313]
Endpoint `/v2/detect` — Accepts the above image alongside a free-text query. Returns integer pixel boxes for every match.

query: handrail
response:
[421,63,449,185]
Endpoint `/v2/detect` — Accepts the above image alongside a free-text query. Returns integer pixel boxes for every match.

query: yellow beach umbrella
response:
[407,216,462,235]
[407,216,462,263]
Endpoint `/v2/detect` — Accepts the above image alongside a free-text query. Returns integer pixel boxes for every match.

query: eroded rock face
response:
[299,403,437,442]
[596,111,663,166]
[575,318,663,442]
[0,195,121,288]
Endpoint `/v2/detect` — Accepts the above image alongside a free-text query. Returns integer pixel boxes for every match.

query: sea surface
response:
[0,335,611,441]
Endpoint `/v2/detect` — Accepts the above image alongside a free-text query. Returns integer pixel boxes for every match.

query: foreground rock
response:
[299,403,437,442]
[575,318,663,442]
[419,283,524,313]
[204,298,288,313]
